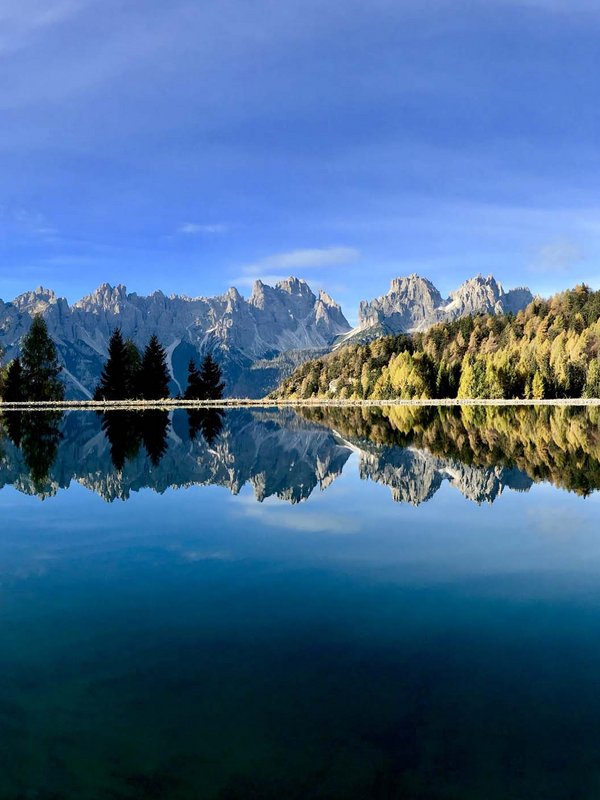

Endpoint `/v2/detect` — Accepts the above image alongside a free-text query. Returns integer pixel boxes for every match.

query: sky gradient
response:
[1,0,599,320]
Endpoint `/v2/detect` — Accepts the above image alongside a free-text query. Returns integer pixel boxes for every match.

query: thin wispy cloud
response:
[530,239,585,274]
[230,245,359,290]
[178,222,228,235]
[243,246,359,272]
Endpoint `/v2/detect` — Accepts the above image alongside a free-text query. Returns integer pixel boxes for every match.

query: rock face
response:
[0,278,350,398]
[353,273,533,338]
[0,272,532,398]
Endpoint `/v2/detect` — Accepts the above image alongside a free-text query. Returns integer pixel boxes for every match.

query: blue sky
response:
[0,0,599,320]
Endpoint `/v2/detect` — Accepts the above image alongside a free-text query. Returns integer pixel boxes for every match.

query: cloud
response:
[233,273,290,288]
[0,205,58,239]
[230,245,359,290]
[244,246,359,272]
[178,222,228,235]
[529,239,585,274]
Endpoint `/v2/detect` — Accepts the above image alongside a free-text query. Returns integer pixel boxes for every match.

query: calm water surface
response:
[1,405,600,799]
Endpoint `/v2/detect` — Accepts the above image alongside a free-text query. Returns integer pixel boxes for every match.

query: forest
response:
[272,285,600,400]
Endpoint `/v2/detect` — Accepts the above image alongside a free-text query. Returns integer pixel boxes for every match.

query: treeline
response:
[0,316,64,402]
[94,329,224,401]
[0,319,225,403]
[272,284,600,400]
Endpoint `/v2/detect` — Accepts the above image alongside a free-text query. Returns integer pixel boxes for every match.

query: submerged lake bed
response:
[1,405,600,799]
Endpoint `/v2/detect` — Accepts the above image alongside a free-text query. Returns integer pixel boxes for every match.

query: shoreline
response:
[0,397,599,411]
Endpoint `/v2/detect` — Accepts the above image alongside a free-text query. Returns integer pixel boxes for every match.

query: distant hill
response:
[271,284,600,400]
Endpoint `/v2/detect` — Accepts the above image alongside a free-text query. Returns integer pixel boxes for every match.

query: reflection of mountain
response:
[0,409,351,504]
[357,445,532,505]
[1,405,598,504]
[302,405,600,498]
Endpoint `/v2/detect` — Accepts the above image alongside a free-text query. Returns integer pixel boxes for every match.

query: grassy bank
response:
[1,397,599,411]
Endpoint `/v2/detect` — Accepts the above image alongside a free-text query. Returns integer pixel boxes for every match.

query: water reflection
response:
[2,411,63,493]
[0,405,599,502]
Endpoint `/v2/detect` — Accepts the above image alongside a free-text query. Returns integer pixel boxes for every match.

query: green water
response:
[1,406,600,798]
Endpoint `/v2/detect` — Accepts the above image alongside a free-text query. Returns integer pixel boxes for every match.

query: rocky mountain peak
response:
[352,273,533,339]
[358,274,444,332]
[276,276,313,297]
[13,286,59,313]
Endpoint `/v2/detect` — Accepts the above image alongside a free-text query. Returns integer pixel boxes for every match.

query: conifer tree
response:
[94,329,130,400]
[20,315,64,401]
[139,335,170,400]
[3,358,24,402]
[584,360,600,398]
[199,353,225,400]
[184,358,203,400]
[123,339,142,398]
[532,371,545,400]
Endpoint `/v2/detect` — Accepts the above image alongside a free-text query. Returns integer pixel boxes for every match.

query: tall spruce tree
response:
[21,315,64,401]
[184,358,203,400]
[123,338,142,398]
[139,335,170,400]
[3,358,24,402]
[199,353,224,400]
[94,329,130,400]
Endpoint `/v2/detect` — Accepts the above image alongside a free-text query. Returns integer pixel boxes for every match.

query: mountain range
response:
[0,274,532,398]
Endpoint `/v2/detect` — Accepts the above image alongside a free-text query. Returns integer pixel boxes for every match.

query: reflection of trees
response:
[187,408,224,445]
[141,411,169,466]
[100,411,170,470]
[3,411,63,490]
[100,412,143,471]
[302,405,600,496]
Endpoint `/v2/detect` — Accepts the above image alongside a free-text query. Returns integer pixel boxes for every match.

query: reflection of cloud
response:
[527,506,588,538]
[530,239,585,273]
[238,499,360,535]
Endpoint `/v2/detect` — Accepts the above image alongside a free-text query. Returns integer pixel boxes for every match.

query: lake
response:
[1,405,600,799]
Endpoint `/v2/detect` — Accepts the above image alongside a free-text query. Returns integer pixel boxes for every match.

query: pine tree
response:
[199,353,224,400]
[184,358,203,400]
[139,335,170,400]
[123,339,142,398]
[94,329,130,400]
[20,315,64,401]
[3,358,24,402]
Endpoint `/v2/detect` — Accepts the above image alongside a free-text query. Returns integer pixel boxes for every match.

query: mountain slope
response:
[272,284,600,400]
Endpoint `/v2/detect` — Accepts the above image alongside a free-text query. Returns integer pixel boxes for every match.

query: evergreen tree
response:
[94,329,130,400]
[198,353,224,400]
[20,315,64,401]
[3,358,24,402]
[123,339,142,398]
[139,335,170,400]
[184,358,203,400]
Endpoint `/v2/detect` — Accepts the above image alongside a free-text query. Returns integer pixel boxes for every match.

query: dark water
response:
[1,405,600,799]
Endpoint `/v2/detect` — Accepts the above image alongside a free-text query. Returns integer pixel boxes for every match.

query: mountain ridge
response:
[0,273,532,399]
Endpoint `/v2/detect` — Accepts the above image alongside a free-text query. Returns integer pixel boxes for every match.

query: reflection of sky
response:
[1,461,599,599]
